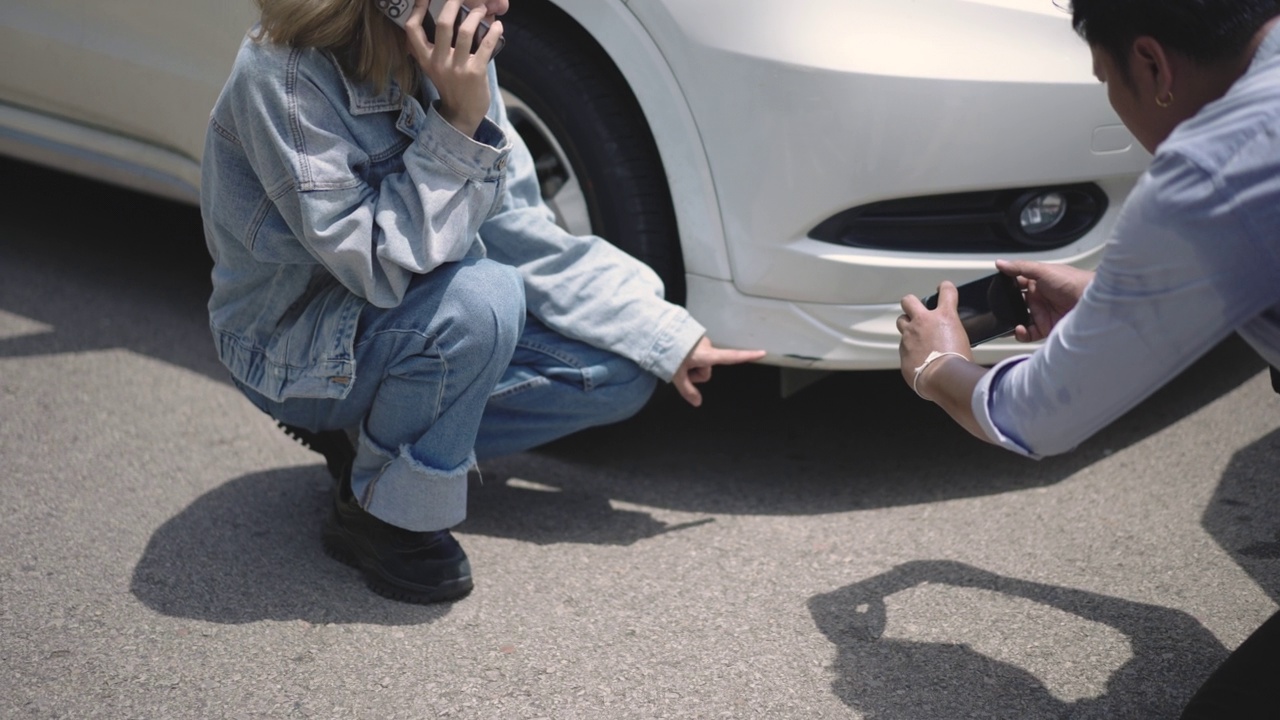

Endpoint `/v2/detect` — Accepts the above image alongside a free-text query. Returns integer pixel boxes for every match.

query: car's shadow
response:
[467,331,1264,522]
[0,159,224,382]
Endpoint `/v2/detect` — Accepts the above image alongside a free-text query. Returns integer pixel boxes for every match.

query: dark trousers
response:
[1180,610,1280,719]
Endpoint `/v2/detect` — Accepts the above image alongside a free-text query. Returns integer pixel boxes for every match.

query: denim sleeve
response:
[971,152,1279,457]
[476,73,706,382]
[238,52,511,308]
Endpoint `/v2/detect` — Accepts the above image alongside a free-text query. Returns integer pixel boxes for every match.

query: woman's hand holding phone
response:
[402,0,504,137]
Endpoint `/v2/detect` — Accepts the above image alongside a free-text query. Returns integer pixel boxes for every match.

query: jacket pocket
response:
[247,197,320,265]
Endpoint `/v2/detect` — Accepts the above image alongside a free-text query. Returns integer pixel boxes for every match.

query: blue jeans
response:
[238,258,657,531]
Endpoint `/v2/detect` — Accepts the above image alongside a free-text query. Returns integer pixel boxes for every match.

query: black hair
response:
[1069,0,1280,82]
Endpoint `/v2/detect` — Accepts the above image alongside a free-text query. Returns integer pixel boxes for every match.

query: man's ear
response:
[1130,36,1175,99]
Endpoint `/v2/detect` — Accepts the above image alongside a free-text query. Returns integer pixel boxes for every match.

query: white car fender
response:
[543,0,732,282]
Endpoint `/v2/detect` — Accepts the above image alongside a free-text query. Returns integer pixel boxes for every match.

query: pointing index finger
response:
[709,348,767,366]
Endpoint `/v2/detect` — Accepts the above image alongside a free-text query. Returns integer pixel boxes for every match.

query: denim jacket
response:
[201,33,705,402]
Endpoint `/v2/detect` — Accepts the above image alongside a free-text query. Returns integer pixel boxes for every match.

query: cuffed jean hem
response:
[352,428,474,532]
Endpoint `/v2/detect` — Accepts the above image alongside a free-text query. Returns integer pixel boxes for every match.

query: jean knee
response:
[476,260,525,330]
[442,260,525,358]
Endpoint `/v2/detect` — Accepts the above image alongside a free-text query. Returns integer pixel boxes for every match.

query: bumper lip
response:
[686,273,1044,372]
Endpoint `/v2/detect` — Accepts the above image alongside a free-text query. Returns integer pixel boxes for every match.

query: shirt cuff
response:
[646,310,708,382]
[971,354,1040,459]
[417,103,511,182]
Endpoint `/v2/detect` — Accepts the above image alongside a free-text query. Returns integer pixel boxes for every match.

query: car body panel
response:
[0,0,255,201]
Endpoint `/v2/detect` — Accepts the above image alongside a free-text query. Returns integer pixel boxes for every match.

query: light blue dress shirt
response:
[974,26,1280,458]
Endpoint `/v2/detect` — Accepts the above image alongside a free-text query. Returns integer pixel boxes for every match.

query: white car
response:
[0,0,1149,380]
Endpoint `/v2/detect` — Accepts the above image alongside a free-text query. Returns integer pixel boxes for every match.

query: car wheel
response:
[495,3,686,304]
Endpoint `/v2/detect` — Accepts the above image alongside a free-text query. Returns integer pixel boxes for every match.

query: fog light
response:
[1019,192,1067,234]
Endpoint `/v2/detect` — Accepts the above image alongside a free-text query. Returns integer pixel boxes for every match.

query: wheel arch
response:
[520,0,731,282]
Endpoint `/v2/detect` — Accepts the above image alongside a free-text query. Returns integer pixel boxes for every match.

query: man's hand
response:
[896,283,988,439]
[896,281,973,394]
[995,259,1093,343]
[673,337,766,407]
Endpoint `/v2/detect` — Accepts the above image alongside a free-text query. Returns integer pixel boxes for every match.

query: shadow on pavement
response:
[0,158,223,382]
[480,334,1265,517]
[1203,428,1280,604]
[809,560,1227,720]
[456,472,715,546]
[130,466,452,626]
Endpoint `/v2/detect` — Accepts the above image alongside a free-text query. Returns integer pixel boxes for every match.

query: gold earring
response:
[1156,91,1174,108]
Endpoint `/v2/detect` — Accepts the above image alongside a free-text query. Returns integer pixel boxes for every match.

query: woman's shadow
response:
[130,466,453,626]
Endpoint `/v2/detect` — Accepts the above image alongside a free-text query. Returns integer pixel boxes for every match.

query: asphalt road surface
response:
[2,156,1278,719]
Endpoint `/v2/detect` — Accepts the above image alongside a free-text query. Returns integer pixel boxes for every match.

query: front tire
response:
[494,2,686,304]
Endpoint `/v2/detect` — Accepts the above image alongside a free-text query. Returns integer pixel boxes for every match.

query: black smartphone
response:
[923,272,1030,346]
[377,0,505,58]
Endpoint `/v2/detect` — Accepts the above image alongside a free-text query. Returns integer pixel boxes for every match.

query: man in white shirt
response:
[896,1,1280,716]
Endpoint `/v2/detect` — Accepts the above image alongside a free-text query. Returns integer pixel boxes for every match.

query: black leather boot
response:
[321,474,473,604]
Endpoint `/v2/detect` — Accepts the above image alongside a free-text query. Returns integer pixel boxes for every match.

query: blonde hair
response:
[253,0,417,94]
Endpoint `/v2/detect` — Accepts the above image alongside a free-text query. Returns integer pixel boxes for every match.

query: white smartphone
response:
[376,0,505,57]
